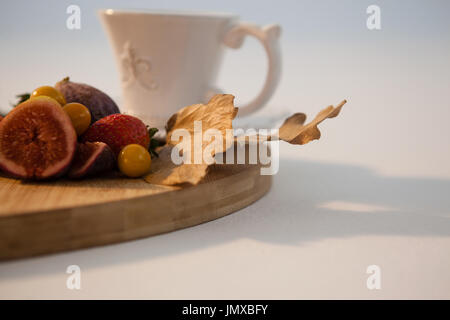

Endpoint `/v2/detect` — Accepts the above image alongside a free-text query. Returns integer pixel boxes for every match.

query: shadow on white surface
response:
[1,158,450,279]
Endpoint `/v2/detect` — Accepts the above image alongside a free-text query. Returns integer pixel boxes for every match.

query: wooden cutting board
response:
[0,163,271,260]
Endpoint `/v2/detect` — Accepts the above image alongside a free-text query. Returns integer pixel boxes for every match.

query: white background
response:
[0,0,449,299]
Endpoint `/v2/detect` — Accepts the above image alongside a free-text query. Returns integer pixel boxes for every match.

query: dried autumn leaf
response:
[145,94,237,186]
[166,94,238,163]
[144,98,347,186]
[278,100,346,144]
[144,145,209,186]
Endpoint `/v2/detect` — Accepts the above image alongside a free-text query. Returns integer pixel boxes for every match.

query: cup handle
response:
[219,22,282,117]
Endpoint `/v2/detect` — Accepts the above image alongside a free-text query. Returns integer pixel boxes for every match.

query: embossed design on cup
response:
[120,41,158,91]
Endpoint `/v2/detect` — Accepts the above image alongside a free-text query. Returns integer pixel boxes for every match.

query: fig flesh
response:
[68,142,115,179]
[0,97,77,179]
[55,77,120,123]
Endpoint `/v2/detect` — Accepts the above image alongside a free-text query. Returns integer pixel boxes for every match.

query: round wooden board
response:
[0,164,271,260]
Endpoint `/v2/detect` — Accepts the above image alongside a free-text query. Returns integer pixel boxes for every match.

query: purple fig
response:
[55,77,120,123]
[68,142,115,179]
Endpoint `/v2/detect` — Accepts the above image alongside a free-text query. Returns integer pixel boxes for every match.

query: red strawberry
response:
[81,114,149,156]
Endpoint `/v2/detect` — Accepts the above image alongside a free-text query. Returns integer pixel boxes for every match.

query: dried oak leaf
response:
[144,145,208,186]
[166,94,238,156]
[278,100,346,144]
[145,94,237,186]
[145,97,346,186]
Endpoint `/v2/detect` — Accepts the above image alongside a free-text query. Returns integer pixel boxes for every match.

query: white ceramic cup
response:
[99,9,282,129]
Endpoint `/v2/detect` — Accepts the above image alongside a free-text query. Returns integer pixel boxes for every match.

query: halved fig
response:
[68,142,115,179]
[0,97,77,179]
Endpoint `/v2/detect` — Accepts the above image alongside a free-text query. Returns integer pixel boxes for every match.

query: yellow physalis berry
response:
[31,86,66,106]
[63,102,91,136]
[118,144,152,178]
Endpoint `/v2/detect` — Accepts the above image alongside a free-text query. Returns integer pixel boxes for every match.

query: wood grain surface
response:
[0,163,271,260]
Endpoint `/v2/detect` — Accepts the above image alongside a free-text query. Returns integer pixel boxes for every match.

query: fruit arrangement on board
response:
[0,77,347,185]
[0,77,159,180]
